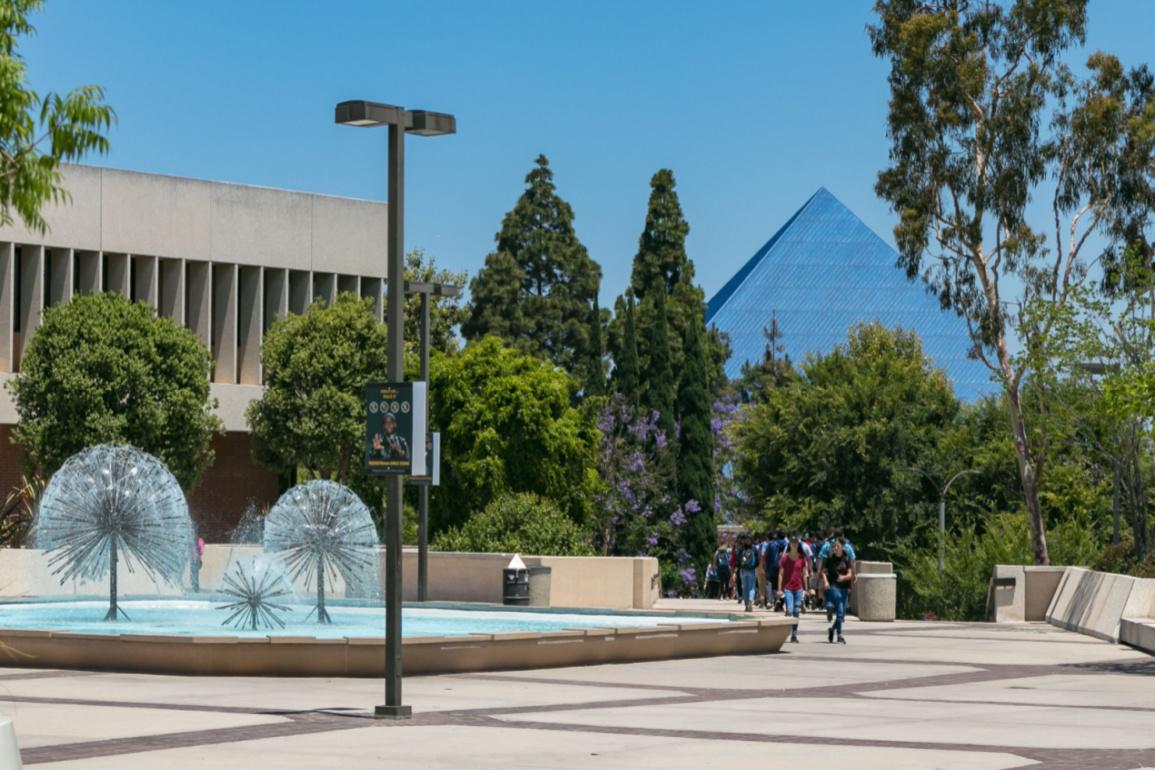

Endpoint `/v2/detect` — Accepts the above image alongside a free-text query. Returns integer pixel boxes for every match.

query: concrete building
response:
[0,164,389,539]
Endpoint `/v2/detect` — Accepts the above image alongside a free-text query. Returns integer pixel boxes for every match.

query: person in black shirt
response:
[821,538,855,644]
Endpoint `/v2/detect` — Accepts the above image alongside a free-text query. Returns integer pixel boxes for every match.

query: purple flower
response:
[655,431,668,449]
[641,505,654,519]
[647,534,659,547]
[684,499,701,514]
[669,509,686,527]
[627,452,645,473]
[679,567,697,585]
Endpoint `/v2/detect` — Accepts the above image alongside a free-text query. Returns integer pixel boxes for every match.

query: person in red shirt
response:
[777,536,809,643]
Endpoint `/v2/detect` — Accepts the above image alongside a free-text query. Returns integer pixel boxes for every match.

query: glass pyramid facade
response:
[707,188,994,401]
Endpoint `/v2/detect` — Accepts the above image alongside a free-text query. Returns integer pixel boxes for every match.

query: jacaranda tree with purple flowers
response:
[594,394,708,595]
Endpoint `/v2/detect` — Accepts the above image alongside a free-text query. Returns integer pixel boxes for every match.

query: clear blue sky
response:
[21,1,1155,307]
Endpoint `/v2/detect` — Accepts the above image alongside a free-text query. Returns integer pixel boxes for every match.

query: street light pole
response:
[417,291,430,602]
[938,469,979,574]
[898,466,978,574]
[381,117,407,719]
[335,100,455,721]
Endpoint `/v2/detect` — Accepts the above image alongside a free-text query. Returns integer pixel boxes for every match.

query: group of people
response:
[706,529,857,644]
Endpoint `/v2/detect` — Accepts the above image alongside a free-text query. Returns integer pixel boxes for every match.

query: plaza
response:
[1,2,1154,767]
[3,612,1153,769]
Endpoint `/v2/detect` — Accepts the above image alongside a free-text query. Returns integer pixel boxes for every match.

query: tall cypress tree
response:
[644,284,676,442]
[631,169,691,301]
[608,168,727,410]
[583,298,606,397]
[463,155,601,371]
[614,292,640,406]
[676,312,716,571]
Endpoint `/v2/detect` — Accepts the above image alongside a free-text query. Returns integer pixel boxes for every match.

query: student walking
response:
[821,538,855,644]
[713,542,732,601]
[777,537,809,643]
[754,534,769,608]
[737,536,760,612]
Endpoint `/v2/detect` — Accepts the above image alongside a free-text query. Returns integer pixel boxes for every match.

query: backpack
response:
[715,549,730,568]
[741,547,758,569]
[766,540,783,570]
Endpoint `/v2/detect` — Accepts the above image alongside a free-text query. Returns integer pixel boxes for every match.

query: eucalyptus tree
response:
[870,0,1155,563]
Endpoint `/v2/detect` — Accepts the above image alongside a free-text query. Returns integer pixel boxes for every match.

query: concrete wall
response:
[1044,566,1155,644]
[0,546,662,611]
[990,565,1066,623]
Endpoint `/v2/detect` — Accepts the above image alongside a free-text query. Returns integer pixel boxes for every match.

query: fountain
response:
[0,457,771,676]
[35,444,192,621]
[228,502,266,545]
[262,480,379,623]
[217,556,294,631]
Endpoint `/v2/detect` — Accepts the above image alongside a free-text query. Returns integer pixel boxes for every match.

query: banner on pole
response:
[408,433,440,486]
[364,381,427,475]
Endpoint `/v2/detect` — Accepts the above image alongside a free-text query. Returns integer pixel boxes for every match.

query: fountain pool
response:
[0,599,725,639]
[0,597,792,676]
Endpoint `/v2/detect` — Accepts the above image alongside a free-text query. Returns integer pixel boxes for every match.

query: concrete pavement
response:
[0,612,1151,769]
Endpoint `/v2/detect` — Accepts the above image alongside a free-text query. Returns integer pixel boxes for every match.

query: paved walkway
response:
[1,613,1153,769]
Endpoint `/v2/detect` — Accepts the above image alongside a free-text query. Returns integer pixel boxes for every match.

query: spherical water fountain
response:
[216,555,294,631]
[0,455,772,676]
[263,480,380,623]
[35,444,192,621]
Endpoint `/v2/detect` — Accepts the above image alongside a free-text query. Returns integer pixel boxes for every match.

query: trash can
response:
[527,565,552,607]
[503,554,530,606]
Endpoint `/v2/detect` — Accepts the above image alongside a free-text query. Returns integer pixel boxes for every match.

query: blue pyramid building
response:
[707,188,993,401]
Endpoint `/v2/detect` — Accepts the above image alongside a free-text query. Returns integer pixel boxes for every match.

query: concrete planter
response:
[854,573,896,622]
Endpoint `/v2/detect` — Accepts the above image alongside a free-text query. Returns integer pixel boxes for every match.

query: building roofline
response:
[706,187,830,322]
[62,163,387,208]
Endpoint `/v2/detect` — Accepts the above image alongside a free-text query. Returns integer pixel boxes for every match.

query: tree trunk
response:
[1005,387,1050,565]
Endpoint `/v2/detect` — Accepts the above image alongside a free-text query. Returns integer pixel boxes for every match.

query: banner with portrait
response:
[364,381,427,476]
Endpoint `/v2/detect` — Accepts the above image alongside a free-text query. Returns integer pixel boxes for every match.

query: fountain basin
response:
[0,599,792,676]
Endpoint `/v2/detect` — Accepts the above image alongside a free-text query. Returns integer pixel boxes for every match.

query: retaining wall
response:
[0,546,661,611]
[991,563,1155,655]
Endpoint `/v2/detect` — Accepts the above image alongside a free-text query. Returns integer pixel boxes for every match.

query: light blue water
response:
[0,600,722,639]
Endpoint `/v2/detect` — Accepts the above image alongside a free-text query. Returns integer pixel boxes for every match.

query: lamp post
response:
[404,280,460,602]
[335,100,455,720]
[898,467,979,574]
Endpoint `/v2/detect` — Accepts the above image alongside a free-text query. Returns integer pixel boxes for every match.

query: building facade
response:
[0,164,390,540]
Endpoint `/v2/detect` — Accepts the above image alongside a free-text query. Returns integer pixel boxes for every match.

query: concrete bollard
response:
[854,573,897,622]
[0,718,22,769]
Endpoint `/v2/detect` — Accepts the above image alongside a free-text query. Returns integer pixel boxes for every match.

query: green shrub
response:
[896,512,1032,621]
[1091,539,1155,578]
[433,492,594,556]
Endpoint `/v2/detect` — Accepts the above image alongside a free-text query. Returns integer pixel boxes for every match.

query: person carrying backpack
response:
[713,542,732,601]
[777,536,809,643]
[754,534,770,608]
[819,528,857,620]
[737,536,760,612]
[821,538,855,644]
[764,531,786,610]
